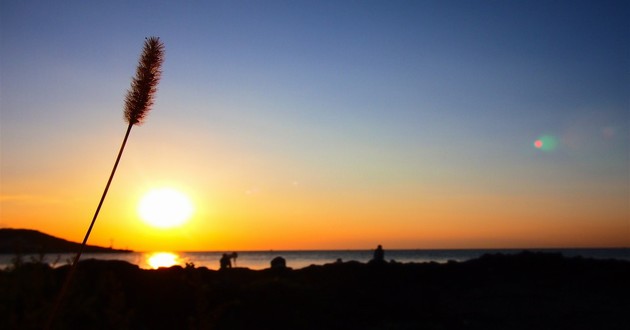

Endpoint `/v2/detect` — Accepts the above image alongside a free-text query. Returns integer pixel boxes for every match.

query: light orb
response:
[138,188,193,229]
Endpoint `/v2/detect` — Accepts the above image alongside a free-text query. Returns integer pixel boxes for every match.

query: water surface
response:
[1,248,628,270]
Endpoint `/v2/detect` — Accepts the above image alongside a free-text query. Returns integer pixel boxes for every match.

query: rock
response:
[270,256,287,269]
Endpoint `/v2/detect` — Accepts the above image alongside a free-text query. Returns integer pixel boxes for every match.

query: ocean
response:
[1,248,628,270]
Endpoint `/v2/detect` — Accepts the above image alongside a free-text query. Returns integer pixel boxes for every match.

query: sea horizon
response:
[2,247,628,271]
[173,246,630,253]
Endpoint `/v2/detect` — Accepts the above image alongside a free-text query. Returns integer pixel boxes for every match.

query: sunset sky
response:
[1,0,628,251]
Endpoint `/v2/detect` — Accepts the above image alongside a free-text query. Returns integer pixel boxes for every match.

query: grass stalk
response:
[45,37,164,329]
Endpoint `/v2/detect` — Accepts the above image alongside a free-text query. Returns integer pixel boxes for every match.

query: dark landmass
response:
[1,251,628,330]
[0,229,131,254]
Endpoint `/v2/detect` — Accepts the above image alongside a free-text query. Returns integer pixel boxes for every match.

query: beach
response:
[2,251,629,329]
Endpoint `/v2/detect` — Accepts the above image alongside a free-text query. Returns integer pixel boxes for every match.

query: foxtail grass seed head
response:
[124,37,165,125]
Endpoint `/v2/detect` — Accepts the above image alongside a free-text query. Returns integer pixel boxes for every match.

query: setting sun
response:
[138,188,194,229]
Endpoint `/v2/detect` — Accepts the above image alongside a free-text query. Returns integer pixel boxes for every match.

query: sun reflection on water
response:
[146,252,180,269]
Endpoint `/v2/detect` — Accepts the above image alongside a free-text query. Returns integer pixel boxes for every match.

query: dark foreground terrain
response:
[0,229,131,254]
[1,251,628,329]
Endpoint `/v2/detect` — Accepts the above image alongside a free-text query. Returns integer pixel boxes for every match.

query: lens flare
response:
[534,135,558,152]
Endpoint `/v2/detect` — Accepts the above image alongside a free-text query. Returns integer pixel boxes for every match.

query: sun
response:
[138,188,194,229]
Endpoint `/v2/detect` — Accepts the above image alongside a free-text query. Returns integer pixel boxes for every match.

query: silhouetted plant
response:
[46,37,164,329]
[78,37,164,264]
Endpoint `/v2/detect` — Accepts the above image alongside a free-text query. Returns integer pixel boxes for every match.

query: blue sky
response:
[1,0,628,250]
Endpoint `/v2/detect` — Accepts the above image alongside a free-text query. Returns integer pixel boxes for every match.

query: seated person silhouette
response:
[369,245,385,265]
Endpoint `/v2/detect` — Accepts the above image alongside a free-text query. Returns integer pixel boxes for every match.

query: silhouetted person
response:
[370,245,385,265]
[220,253,232,270]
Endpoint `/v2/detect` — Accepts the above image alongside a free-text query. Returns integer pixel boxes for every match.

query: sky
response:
[1,0,628,251]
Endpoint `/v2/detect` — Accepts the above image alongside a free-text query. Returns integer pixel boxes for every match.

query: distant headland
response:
[0,228,131,254]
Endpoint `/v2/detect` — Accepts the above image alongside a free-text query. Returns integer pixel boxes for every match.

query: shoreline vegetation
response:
[1,237,628,329]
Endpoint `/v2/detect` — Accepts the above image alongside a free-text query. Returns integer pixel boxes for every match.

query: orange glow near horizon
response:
[1,129,628,252]
[1,169,629,252]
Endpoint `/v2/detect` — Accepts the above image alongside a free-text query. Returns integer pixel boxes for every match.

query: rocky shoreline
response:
[2,251,629,329]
